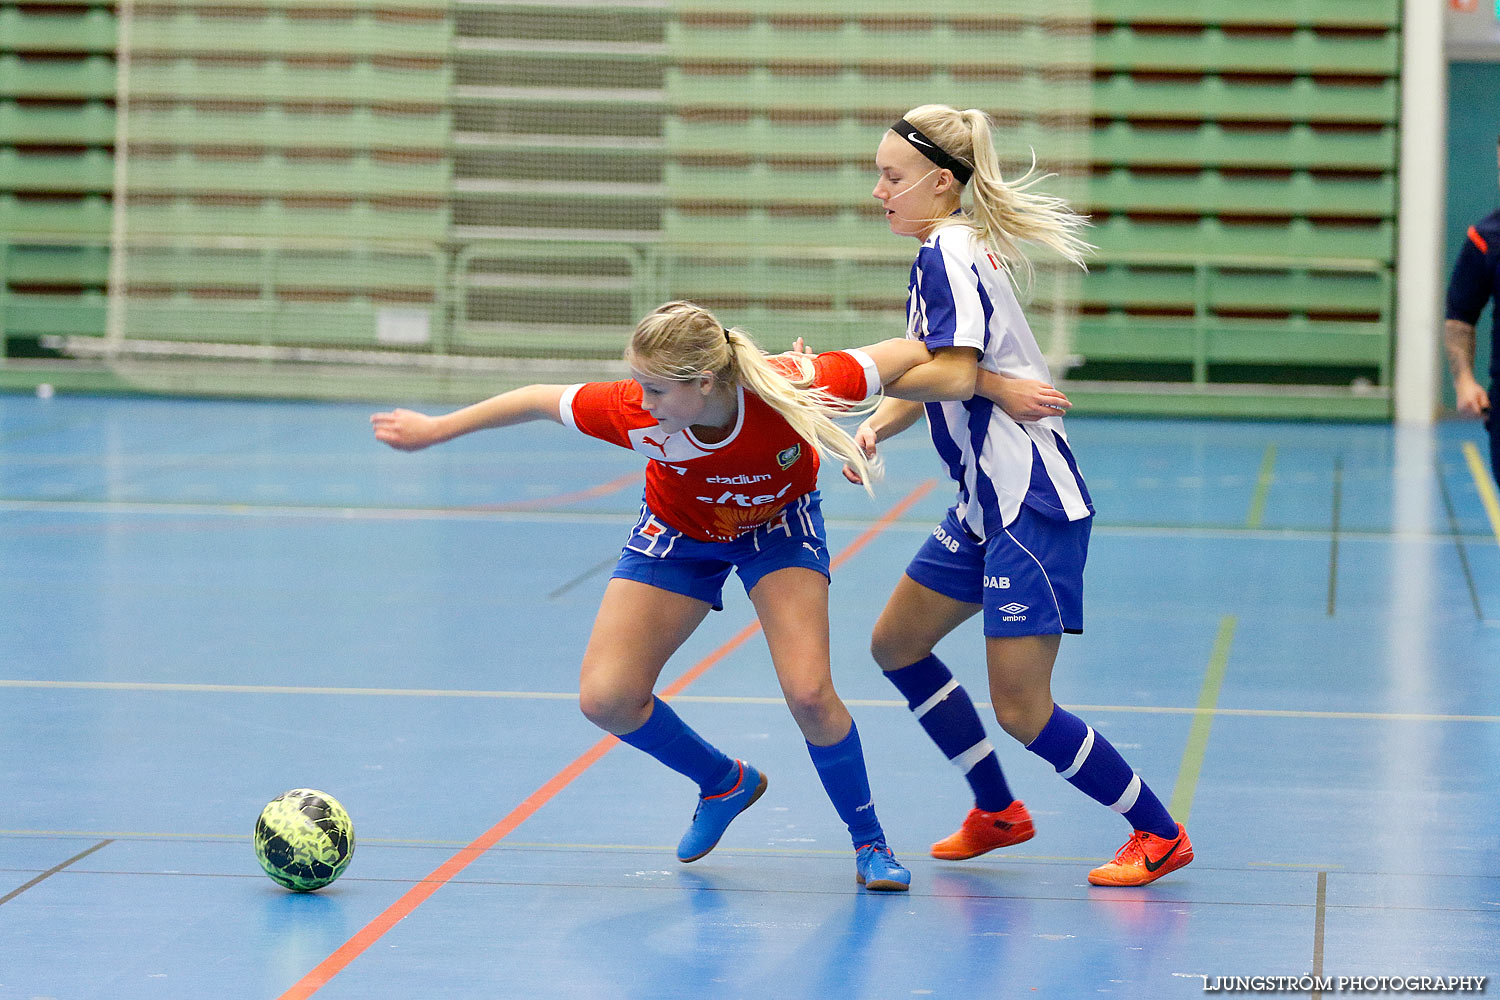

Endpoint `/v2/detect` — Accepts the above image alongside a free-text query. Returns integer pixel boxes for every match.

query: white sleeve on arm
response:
[558,384,584,431]
[843,349,881,399]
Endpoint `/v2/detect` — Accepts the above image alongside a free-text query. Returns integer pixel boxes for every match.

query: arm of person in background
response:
[842,396,925,485]
[371,384,568,451]
[974,369,1072,421]
[1444,319,1492,417]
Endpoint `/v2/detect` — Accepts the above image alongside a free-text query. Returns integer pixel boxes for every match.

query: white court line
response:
[3,498,1497,544]
[2,679,1495,724]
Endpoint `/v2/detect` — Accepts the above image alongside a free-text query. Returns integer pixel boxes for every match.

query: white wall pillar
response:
[1395,0,1447,424]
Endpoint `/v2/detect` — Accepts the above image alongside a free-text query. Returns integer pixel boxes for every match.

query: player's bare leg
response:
[983,633,1061,745]
[869,574,978,672]
[751,565,910,890]
[578,578,763,863]
[988,634,1193,886]
[874,577,1034,860]
[747,566,848,745]
[577,577,709,735]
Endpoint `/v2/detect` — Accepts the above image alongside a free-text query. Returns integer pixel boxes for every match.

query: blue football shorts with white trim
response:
[905,503,1090,637]
[611,491,831,610]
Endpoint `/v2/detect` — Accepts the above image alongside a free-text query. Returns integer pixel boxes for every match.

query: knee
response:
[781,679,845,737]
[577,671,652,735]
[870,624,922,672]
[988,689,1053,745]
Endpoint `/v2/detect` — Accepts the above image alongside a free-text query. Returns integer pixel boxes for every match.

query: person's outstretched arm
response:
[788,336,932,388]
[372,384,568,451]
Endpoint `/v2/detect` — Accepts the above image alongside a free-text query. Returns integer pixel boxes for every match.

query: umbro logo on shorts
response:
[998,603,1028,615]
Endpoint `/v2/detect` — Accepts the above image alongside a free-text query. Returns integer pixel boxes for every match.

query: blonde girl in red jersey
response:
[372,300,928,891]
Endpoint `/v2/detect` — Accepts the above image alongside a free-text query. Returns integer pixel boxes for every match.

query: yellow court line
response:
[1245,442,1278,529]
[1062,704,1500,724]
[1169,615,1236,825]
[1461,441,1500,546]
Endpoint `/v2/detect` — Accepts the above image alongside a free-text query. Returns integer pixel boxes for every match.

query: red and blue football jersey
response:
[560,350,878,542]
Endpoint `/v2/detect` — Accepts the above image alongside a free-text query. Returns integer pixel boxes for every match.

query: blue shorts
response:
[611,491,831,610]
[905,504,1090,637]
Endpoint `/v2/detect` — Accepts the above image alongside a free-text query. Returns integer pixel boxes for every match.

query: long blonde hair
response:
[627,301,881,493]
[899,103,1094,284]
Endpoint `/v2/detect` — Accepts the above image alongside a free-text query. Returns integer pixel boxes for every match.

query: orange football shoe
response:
[930,800,1035,860]
[1087,824,1194,886]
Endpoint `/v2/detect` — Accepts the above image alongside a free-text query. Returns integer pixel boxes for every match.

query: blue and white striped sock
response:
[884,654,1014,812]
[1026,704,1177,838]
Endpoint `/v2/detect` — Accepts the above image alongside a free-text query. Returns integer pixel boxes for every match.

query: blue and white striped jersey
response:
[906,223,1095,539]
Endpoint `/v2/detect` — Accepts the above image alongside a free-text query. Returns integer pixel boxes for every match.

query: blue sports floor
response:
[2,392,1498,999]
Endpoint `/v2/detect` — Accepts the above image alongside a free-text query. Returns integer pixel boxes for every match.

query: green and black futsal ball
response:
[254,789,355,892]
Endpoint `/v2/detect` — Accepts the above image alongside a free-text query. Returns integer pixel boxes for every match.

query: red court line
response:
[277,478,936,1000]
[470,470,642,511]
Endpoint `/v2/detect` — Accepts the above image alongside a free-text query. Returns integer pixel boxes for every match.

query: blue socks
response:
[884,654,1015,812]
[1026,704,1178,839]
[617,696,738,796]
[806,721,884,847]
[620,698,888,848]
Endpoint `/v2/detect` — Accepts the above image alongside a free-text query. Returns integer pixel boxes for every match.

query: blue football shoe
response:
[676,761,768,863]
[855,841,911,892]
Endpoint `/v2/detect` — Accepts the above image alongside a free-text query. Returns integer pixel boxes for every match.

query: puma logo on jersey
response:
[640,434,668,453]
[801,542,823,557]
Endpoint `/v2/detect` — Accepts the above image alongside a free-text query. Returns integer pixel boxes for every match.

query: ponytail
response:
[627,302,882,493]
[899,103,1094,284]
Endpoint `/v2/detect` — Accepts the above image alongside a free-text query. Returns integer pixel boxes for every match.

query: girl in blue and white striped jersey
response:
[851,103,1194,886]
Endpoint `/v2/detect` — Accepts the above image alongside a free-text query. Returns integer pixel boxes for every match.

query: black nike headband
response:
[892,118,974,185]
